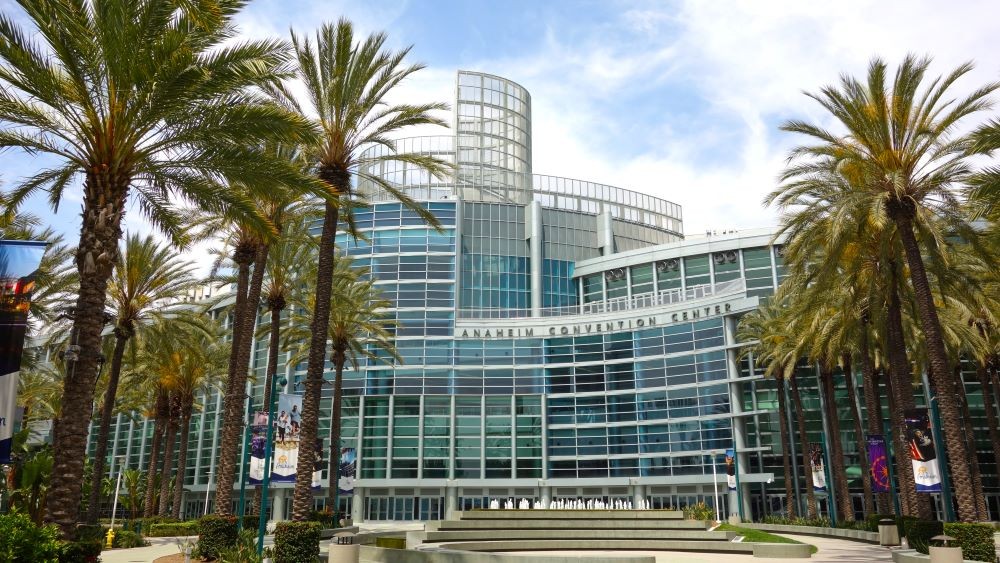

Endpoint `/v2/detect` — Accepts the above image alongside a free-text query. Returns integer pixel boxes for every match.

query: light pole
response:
[237,395,254,529]
[711,451,721,522]
[203,469,213,517]
[111,457,122,530]
[258,374,287,556]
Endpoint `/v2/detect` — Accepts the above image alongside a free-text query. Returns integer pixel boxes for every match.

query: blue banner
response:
[0,240,46,463]
[725,448,736,491]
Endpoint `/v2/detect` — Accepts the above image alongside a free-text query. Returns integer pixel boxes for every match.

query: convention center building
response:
[85,70,1000,523]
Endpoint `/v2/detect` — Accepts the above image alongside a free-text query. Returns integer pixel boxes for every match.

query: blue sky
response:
[4,0,1000,264]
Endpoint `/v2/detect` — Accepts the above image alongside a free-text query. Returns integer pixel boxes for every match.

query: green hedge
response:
[58,540,102,563]
[112,529,148,548]
[0,512,63,563]
[904,520,943,555]
[197,514,238,559]
[274,521,322,563]
[147,521,200,537]
[944,522,997,563]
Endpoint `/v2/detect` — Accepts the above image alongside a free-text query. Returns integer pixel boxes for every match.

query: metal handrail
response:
[457,279,746,320]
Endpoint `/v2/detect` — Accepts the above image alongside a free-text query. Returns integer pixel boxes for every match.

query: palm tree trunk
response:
[254,303,284,515]
[86,331,129,524]
[885,270,931,519]
[954,371,988,521]
[842,355,874,518]
[860,327,892,514]
[45,177,126,537]
[172,408,193,520]
[293,180,342,521]
[975,362,1000,486]
[158,408,179,517]
[789,374,817,519]
[775,371,796,518]
[326,353,345,514]
[893,213,976,522]
[143,412,165,517]
[216,243,269,515]
[821,367,853,522]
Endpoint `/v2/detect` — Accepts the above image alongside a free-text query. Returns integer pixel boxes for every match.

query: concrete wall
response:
[739,523,878,544]
[359,546,655,563]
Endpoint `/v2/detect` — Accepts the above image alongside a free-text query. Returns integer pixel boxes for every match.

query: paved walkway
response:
[513,534,894,563]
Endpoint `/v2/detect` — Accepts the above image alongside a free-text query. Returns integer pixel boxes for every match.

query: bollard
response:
[328,532,360,563]
[928,534,963,563]
[878,518,900,546]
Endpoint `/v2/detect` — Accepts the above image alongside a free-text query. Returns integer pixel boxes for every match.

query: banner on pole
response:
[725,448,736,491]
[0,241,46,463]
[248,394,320,487]
[866,434,891,493]
[904,409,942,493]
[338,447,356,494]
[810,443,827,492]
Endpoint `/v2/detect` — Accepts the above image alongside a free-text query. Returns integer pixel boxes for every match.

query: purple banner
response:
[867,434,890,493]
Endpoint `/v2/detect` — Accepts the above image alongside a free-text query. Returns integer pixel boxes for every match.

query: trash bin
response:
[878,518,900,546]
[928,535,963,563]
[328,532,360,563]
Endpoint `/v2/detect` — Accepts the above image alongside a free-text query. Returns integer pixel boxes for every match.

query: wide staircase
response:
[406,510,809,558]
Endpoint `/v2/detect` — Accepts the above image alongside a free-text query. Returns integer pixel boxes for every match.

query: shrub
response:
[241,514,261,531]
[147,521,200,537]
[74,524,107,546]
[943,522,997,563]
[219,529,264,563]
[0,512,63,563]
[273,521,321,563]
[58,540,102,563]
[310,510,338,528]
[112,530,149,549]
[197,514,238,560]
[682,501,714,521]
[904,519,942,555]
[758,515,832,528]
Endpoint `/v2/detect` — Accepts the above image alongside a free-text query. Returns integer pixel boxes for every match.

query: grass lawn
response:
[717,523,819,554]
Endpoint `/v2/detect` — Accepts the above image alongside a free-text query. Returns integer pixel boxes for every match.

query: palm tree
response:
[283,19,450,519]
[284,256,398,517]
[0,1,321,535]
[161,327,228,519]
[209,171,308,516]
[246,209,317,513]
[86,234,198,523]
[737,297,798,518]
[777,55,999,521]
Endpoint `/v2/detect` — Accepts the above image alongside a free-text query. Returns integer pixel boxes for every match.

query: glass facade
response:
[83,69,1000,524]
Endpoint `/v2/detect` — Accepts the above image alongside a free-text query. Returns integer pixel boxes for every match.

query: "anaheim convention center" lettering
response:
[457,303,733,339]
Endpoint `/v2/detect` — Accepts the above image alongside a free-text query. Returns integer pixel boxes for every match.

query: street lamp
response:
[257,374,287,556]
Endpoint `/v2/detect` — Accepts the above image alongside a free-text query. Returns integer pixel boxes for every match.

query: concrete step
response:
[423,539,755,554]
[430,519,710,531]
[423,529,736,542]
[456,510,685,521]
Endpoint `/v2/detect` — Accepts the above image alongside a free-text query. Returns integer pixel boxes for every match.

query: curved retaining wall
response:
[739,523,879,544]
[358,545,656,563]
[890,548,982,563]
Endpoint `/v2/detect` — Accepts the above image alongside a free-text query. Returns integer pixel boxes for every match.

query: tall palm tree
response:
[161,327,228,519]
[283,19,451,519]
[247,209,317,513]
[737,297,798,518]
[86,234,198,523]
[285,256,398,516]
[0,0,321,535]
[776,55,999,521]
